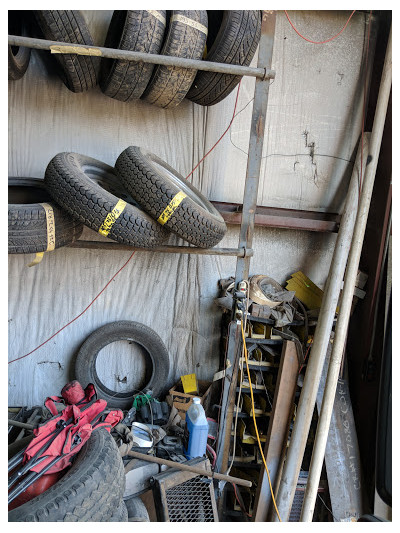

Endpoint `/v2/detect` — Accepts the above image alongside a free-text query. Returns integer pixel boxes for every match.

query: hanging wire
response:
[284,10,356,44]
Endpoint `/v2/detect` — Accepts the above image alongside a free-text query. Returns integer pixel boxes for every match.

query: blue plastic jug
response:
[184,397,209,459]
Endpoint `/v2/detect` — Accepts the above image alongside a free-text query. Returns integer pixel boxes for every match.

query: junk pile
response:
[215,274,302,327]
[212,271,366,521]
[116,373,219,501]
[8,381,124,521]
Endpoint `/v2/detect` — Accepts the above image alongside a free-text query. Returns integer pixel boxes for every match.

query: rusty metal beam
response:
[234,11,276,285]
[212,202,341,233]
[253,340,299,521]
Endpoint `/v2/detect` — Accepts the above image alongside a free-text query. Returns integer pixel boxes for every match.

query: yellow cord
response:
[240,319,282,522]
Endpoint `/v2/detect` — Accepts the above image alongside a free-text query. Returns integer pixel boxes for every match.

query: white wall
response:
[8,10,374,406]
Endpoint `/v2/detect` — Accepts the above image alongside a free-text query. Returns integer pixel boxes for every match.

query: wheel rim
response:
[141,149,221,218]
[81,163,139,207]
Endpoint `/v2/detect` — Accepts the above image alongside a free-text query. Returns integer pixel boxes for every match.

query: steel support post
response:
[273,133,370,522]
[234,10,276,285]
[214,321,241,474]
[214,9,276,495]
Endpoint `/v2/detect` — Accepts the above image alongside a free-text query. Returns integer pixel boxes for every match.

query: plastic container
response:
[184,397,209,459]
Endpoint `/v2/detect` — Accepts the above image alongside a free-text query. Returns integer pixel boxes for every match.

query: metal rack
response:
[9,15,276,260]
[9,11,393,523]
[9,7,278,506]
[9,11,340,262]
[9,8,278,481]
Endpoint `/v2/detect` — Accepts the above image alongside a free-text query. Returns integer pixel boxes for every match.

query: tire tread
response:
[187,10,261,106]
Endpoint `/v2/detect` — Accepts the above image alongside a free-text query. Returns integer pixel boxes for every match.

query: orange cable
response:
[284,10,356,44]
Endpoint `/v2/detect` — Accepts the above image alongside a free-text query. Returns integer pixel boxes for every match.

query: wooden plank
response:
[253,340,299,521]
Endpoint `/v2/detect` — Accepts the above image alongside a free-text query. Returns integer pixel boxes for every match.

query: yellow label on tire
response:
[157,191,187,225]
[99,199,127,237]
[27,203,55,267]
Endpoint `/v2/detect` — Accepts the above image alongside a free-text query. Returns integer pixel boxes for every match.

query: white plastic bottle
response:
[184,397,209,459]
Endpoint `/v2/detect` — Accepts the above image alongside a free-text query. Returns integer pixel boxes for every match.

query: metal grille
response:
[289,489,305,522]
[165,475,216,522]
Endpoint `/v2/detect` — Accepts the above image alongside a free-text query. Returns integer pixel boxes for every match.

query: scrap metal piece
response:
[150,457,218,522]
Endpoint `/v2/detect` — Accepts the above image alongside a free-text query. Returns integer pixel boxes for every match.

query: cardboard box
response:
[168,379,212,421]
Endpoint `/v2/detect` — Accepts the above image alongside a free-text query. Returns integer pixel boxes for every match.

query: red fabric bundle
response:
[23,382,122,474]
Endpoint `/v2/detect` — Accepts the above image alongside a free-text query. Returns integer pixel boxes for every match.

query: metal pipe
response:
[68,241,253,257]
[126,450,252,488]
[234,11,276,285]
[8,35,275,80]
[214,10,277,478]
[214,322,241,474]
[274,132,371,520]
[301,25,392,522]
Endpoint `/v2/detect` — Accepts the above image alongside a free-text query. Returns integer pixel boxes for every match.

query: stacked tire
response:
[8,177,83,255]
[99,10,261,108]
[8,11,31,81]
[43,153,169,248]
[43,148,227,249]
[9,147,227,255]
[114,146,227,248]
[9,10,262,106]
[8,429,126,522]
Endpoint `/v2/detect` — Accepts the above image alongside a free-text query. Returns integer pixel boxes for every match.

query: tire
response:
[141,10,208,108]
[8,177,83,254]
[75,321,170,410]
[44,153,169,247]
[8,11,31,81]
[8,428,125,522]
[108,500,128,522]
[124,496,150,522]
[34,11,99,93]
[187,11,261,106]
[115,146,227,248]
[100,10,167,101]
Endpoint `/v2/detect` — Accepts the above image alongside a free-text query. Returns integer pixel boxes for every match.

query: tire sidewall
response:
[138,147,224,223]
[75,321,170,409]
